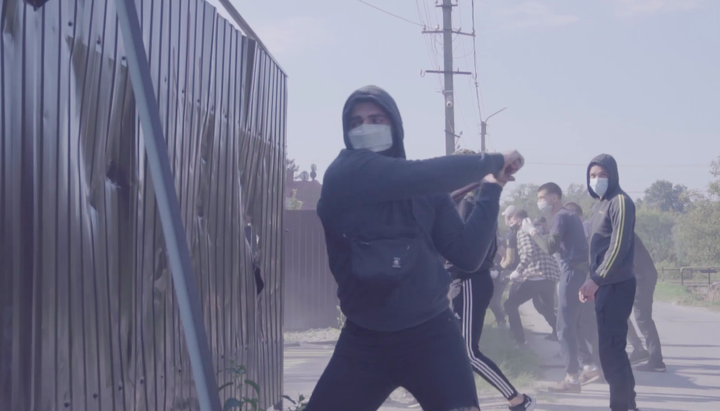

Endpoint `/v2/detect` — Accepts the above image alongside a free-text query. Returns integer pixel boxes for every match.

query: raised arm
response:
[432,183,502,272]
[323,150,504,204]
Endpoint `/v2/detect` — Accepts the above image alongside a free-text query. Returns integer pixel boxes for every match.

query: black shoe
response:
[629,349,650,364]
[635,362,666,372]
[509,394,536,411]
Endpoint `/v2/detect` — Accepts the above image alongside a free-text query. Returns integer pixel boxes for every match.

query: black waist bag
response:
[349,225,423,287]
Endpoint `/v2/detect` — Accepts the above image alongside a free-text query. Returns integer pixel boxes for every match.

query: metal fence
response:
[283,210,339,331]
[0,0,286,409]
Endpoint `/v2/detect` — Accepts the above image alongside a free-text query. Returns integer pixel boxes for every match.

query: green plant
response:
[336,306,346,329]
[286,189,304,210]
[282,394,308,411]
[218,361,261,410]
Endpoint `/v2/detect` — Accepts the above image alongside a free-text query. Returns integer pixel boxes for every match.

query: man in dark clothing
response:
[309,85,526,411]
[447,179,536,410]
[579,154,639,411]
[631,235,666,372]
[526,184,602,392]
[504,210,559,346]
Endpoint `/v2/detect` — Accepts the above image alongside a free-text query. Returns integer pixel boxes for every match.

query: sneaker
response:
[579,367,604,385]
[545,333,558,342]
[629,349,650,364]
[509,394,536,411]
[635,362,666,372]
[548,378,581,393]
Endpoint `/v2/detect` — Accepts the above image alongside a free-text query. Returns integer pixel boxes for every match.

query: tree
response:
[501,183,541,219]
[286,158,300,180]
[635,205,678,265]
[563,183,596,216]
[643,180,690,213]
[675,157,720,265]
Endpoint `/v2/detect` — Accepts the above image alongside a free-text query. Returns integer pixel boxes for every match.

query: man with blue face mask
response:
[580,154,639,411]
[523,183,602,392]
[308,86,527,411]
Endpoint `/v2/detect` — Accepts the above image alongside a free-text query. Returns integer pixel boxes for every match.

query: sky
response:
[211,0,720,199]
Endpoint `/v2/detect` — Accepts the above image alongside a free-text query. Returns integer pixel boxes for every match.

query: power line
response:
[470,0,483,121]
[357,0,424,27]
[526,162,709,169]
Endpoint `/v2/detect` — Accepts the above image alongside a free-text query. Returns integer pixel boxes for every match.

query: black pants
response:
[504,279,557,344]
[596,278,637,411]
[558,267,599,375]
[489,277,508,325]
[634,276,664,365]
[305,310,478,411]
[452,274,519,400]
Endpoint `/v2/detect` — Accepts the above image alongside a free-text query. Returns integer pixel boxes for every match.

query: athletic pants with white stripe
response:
[452,272,519,401]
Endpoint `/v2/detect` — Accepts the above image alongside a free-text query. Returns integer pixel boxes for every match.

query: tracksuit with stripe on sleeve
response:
[587,154,639,411]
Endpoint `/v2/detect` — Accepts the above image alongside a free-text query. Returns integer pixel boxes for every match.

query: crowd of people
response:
[305,85,664,411]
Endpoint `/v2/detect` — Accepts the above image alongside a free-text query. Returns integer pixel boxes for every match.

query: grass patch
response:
[284,328,340,344]
[474,323,542,393]
[655,283,720,311]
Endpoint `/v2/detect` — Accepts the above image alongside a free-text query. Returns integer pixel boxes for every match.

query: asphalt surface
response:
[283,301,720,410]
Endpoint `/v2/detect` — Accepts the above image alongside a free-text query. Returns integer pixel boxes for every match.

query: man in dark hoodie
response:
[580,154,639,411]
[447,152,536,410]
[308,86,526,411]
[524,183,602,392]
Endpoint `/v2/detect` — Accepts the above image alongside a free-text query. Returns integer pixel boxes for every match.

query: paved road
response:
[284,301,720,410]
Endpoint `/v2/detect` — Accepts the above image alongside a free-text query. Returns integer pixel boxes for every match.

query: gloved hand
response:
[521,218,537,236]
[509,271,521,281]
[490,270,499,279]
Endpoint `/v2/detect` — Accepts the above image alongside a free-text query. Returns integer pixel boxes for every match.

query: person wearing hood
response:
[522,183,602,392]
[579,154,639,411]
[309,86,526,411]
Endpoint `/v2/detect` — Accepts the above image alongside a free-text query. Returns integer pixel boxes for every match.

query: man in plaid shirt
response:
[503,209,559,346]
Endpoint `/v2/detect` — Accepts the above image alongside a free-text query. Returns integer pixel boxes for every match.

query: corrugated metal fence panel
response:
[0,0,287,410]
[283,210,339,331]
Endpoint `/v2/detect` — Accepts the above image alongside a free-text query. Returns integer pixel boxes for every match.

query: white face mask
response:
[590,178,609,198]
[537,200,553,215]
[348,124,393,152]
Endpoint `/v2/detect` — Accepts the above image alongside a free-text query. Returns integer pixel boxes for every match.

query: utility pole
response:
[441,0,455,155]
[480,107,507,153]
[423,0,474,155]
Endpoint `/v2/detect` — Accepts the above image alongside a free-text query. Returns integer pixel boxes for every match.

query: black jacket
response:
[317,86,504,332]
[587,154,636,286]
[633,235,658,283]
[446,188,499,280]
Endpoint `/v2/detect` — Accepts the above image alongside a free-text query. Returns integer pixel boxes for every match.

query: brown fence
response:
[283,210,339,331]
[0,0,286,409]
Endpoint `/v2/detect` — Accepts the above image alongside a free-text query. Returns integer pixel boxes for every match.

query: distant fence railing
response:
[283,210,339,331]
[658,267,720,286]
[0,0,286,409]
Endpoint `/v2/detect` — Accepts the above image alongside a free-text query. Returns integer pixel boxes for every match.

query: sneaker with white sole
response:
[579,367,604,385]
[548,377,581,393]
[509,394,536,411]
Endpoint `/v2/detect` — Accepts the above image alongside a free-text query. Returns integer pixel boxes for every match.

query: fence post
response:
[681,268,684,286]
[113,1,222,410]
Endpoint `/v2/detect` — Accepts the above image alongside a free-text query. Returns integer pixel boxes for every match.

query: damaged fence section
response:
[0,0,287,409]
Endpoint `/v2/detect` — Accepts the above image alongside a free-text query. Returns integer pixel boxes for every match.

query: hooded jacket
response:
[317,86,505,332]
[587,154,636,287]
[445,187,499,281]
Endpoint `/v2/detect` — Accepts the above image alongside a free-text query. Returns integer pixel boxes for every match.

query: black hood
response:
[587,153,621,199]
[342,85,406,159]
